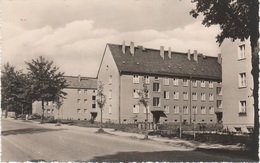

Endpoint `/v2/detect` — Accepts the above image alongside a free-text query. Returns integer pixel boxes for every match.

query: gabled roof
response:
[63,76,97,89]
[107,43,222,80]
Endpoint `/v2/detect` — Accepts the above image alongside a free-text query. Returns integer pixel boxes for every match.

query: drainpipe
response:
[118,73,121,124]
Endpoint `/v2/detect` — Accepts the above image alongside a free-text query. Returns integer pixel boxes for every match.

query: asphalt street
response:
[1,118,254,162]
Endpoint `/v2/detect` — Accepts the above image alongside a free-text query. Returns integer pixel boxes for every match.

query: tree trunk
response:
[249,0,259,160]
[5,106,8,118]
[144,107,148,139]
[100,109,103,129]
[41,99,45,123]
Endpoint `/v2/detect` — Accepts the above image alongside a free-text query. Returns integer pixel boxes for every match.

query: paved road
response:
[1,118,254,162]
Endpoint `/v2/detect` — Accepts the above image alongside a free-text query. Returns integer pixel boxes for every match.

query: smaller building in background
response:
[32,76,97,121]
[221,39,254,133]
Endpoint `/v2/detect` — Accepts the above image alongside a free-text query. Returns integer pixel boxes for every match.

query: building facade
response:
[221,39,254,133]
[97,42,222,124]
[32,76,98,120]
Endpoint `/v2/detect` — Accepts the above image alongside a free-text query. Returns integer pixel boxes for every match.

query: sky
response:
[2,0,221,77]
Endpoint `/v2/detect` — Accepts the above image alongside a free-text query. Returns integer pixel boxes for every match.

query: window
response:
[84,109,87,113]
[154,76,159,80]
[216,87,222,95]
[92,96,96,100]
[174,106,179,114]
[92,103,96,108]
[209,81,214,88]
[153,97,160,107]
[144,76,149,84]
[84,99,87,104]
[51,109,54,113]
[173,92,179,100]
[77,108,81,113]
[164,105,169,114]
[217,100,222,108]
[109,75,112,85]
[209,94,214,101]
[239,100,246,113]
[133,75,139,83]
[183,106,188,114]
[201,80,206,87]
[78,89,81,94]
[84,89,87,94]
[238,44,246,59]
[183,92,188,100]
[192,92,197,101]
[201,106,206,114]
[47,109,51,113]
[201,93,206,101]
[239,73,246,87]
[109,90,112,99]
[77,99,81,104]
[209,107,214,114]
[109,105,112,114]
[163,77,169,85]
[143,106,150,114]
[183,79,188,86]
[93,90,96,93]
[153,83,160,92]
[133,89,139,98]
[133,105,140,113]
[173,78,179,86]
[164,91,169,99]
[192,106,197,114]
[192,80,197,87]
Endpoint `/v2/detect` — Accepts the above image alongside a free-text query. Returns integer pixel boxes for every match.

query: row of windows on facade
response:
[77,89,96,94]
[76,96,96,104]
[48,100,244,115]
[132,105,215,115]
[131,75,218,87]
[151,97,223,108]
[108,74,219,87]
[77,105,112,114]
[133,89,221,101]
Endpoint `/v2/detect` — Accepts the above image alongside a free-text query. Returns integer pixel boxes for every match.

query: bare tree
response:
[138,79,149,139]
[97,81,107,130]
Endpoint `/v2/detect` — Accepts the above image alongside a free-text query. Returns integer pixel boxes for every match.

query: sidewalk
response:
[102,128,243,151]
[3,118,243,151]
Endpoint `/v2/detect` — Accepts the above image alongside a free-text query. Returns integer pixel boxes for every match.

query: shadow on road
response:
[86,149,255,162]
[2,128,65,136]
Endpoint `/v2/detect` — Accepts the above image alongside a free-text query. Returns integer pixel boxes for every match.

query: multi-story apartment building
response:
[32,76,98,120]
[221,39,254,133]
[97,42,222,124]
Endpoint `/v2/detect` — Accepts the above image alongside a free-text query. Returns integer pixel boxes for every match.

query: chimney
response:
[160,46,164,59]
[130,42,135,56]
[168,47,171,58]
[187,49,190,61]
[122,41,126,54]
[218,53,222,64]
[194,50,198,63]
[78,75,81,82]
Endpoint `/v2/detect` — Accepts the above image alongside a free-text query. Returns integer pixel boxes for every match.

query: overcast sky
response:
[2,0,221,77]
